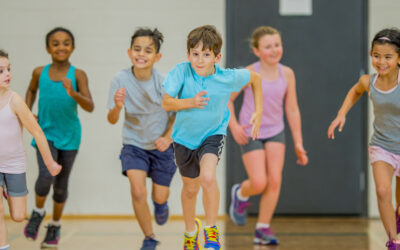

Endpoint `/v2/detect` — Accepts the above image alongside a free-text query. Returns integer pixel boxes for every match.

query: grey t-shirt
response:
[107,67,171,150]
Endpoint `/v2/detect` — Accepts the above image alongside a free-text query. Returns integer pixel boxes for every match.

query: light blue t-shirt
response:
[108,67,172,150]
[163,62,250,150]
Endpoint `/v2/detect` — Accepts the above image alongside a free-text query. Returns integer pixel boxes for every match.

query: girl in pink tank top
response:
[227,26,308,246]
[0,50,61,250]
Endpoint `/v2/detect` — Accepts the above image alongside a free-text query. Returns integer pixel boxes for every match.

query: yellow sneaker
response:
[183,218,202,250]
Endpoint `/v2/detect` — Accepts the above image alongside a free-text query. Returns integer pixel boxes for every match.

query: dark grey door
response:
[225,0,368,215]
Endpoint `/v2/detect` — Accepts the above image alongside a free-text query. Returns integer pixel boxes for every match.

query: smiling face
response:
[46,31,74,62]
[370,43,400,75]
[0,57,11,89]
[187,41,221,77]
[253,34,283,65]
[128,36,161,70]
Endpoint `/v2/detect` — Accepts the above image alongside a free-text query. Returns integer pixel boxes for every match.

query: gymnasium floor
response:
[6,216,387,250]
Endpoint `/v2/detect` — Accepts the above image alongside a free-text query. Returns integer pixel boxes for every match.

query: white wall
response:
[0,0,226,216]
[368,0,400,217]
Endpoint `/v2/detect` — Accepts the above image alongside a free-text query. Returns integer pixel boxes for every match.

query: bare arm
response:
[327,74,370,139]
[25,67,43,110]
[63,69,94,112]
[107,87,125,124]
[11,93,61,176]
[248,70,263,139]
[154,113,176,152]
[161,91,209,111]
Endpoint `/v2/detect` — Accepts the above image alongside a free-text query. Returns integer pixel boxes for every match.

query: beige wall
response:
[0,0,226,215]
[368,0,400,217]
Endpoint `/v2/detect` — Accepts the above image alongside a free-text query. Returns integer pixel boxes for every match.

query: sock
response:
[33,206,45,216]
[185,224,198,237]
[0,245,10,250]
[256,223,270,229]
[237,186,249,201]
[49,220,61,227]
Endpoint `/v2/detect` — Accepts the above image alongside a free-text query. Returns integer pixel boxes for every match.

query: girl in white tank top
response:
[0,50,61,250]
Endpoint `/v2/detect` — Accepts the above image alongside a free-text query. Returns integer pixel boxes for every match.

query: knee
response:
[153,191,169,205]
[10,210,25,222]
[200,173,217,190]
[376,185,392,201]
[250,178,267,194]
[131,186,147,203]
[266,177,282,192]
[182,184,199,199]
[53,188,68,203]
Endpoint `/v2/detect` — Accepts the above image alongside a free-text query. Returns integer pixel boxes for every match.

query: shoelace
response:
[184,234,197,250]
[26,212,42,233]
[44,225,58,242]
[205,227,219,243]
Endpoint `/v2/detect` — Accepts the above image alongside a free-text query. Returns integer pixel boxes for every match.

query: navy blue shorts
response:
[120,144,177,187]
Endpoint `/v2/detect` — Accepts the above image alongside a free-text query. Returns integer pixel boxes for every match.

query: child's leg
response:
[152,183,170,205]
[127,170,153,236]
[396,176,400,209]
[181,176,200,232]
[199,153,219,226]
[0,186,8,247]
[257,142,285,224]
[7,196,27,223]
[372,161,397,240]
[240,150,267,197]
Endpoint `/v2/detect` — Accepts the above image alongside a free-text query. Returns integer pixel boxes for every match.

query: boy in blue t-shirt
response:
[162,25,263,250]
[107,28,176,250]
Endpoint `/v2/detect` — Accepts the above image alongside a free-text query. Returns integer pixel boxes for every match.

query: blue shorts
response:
[120,144,177,187]
[0,172,28,197]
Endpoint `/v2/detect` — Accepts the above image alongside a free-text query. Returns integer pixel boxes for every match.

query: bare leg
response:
[52,202,65,221]
[35,194,46,209]
[200,153,219,226]
[181,176,200,232]
[240,150,267,197]
[396,176,400,214]
[0,187,8,247]
[152,183,170,205]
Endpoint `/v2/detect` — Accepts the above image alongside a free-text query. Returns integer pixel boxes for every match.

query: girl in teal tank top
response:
[24,27,94,248]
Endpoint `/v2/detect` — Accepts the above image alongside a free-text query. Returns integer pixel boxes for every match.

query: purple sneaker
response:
[154,201,169,225]
[396,207,400,234]
[24,210,45,240]
[254,227,279,245]
[386,240,400,250]
[41,224,60,248]
[229,184,250,226]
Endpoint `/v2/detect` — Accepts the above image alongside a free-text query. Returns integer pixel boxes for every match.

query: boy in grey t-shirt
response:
[107,28,176,250]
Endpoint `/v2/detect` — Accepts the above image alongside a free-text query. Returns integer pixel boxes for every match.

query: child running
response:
[162,25,263,250]
[107,28,177,250]
[0,50,61,250]
[328,28,400,250]
[23,27,94,248]
[228,26,308,246]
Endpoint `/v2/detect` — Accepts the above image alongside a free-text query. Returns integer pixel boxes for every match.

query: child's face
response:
[253,34,283,65]
[46,31,74,62]
[370,43,400,75]
[187,41,221,77]
[0,57,11,89]
[128,36,161,70]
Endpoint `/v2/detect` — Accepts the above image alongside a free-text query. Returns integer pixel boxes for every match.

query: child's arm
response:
[62,69,94,112]
[25,67,43,112]
[10,93,62,176]
[155,113,176,152]
[161,91,209,111]
[327,74,370,139]
[284,67,308,166]
[247,71,263,139]
[107,88,126,124]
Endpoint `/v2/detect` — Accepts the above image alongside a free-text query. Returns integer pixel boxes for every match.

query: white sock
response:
[237,187,249,201]
[256,223,270,229]
[34,206,45,216]
[49,220,61,227]
[0,244,10,250]
[185,224,198,237]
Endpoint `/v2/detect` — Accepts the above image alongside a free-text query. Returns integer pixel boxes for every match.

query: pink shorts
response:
[369,146,400,177]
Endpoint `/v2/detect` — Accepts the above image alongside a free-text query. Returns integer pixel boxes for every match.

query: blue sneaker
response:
[204,226,221,249]
[140,236,159,250]
[254,227,279,245]
[154,201,169,225]
[229,184,250,226]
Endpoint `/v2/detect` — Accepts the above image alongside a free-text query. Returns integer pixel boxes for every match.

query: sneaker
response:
[140,236,159,250]
[229,184,250,226]
[204,226,221,250]
[154,201,169,225]
[183,218,201,250]
[386,240,400,250]
[41,224,60,248]
[254,227,279,245]
[396,207,400,234]
[24,210,45,240]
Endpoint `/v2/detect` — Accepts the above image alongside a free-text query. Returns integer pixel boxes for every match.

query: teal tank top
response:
[32,64,81,150]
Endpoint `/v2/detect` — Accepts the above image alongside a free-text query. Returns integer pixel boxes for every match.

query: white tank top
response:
[0,92,27,173]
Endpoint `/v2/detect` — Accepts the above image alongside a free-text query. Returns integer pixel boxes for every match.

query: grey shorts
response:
[0,172,28,197]
[240,130,286,154]
[173,135,225,178]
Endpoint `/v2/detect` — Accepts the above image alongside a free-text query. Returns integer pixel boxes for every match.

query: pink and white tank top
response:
[0,92,26,173]
[239,62,288,139]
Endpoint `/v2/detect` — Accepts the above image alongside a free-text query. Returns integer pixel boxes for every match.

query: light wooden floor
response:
[5,216,389,250]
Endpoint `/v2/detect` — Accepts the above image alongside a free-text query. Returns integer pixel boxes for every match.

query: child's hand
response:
[155,136,173,152]
[114,88,126,109]
[62,78,75,96]
[192,91,209,109]
[231,123,250,145]
[295,144,308,166]
[327,115,346,140]
[47,161,62,176]
[249,112,262,140]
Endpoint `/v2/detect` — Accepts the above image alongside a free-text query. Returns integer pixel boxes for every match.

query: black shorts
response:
[173,135,225,178]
